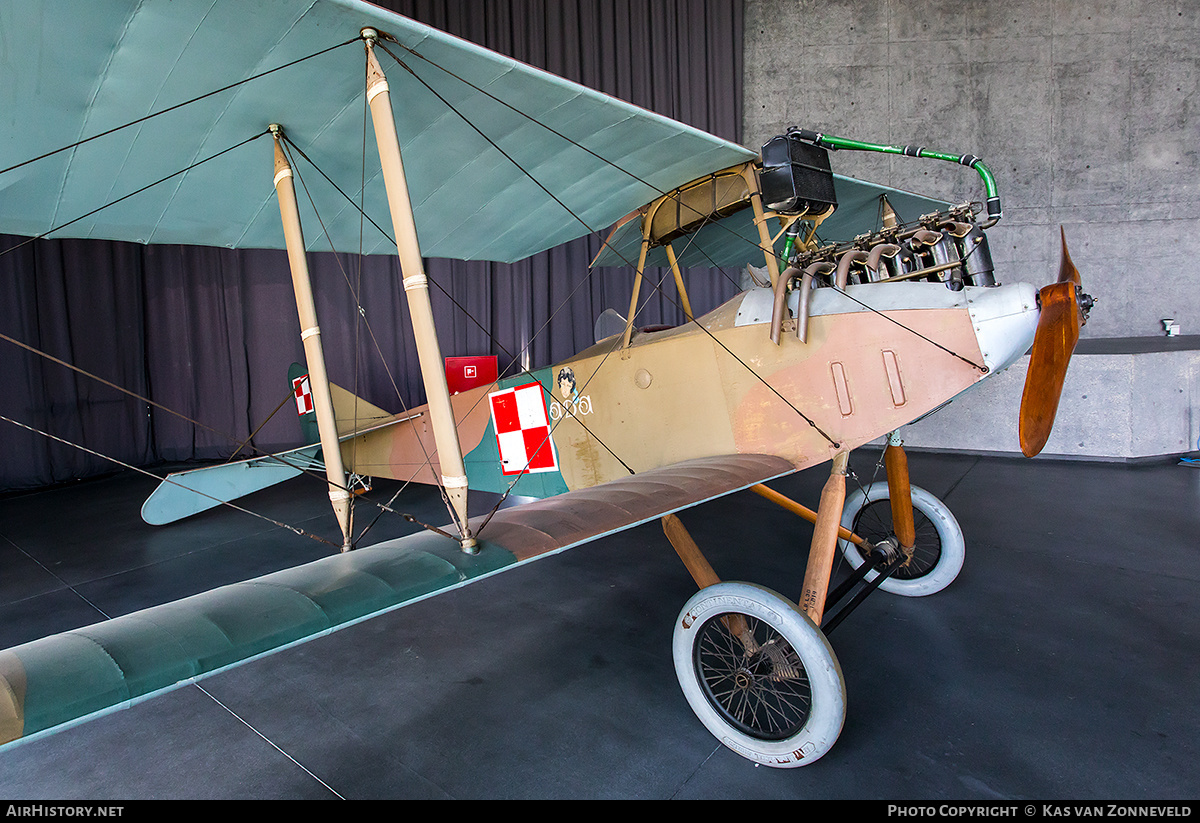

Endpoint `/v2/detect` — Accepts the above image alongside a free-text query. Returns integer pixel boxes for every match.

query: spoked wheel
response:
[673,582,845,767]
[838,482,964,596]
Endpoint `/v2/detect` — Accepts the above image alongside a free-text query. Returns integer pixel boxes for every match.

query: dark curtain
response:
[0,0,745,490]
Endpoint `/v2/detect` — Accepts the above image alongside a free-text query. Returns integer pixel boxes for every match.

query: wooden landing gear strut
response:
[837,441,966,598]
[664,438,963,767]
[661,449,873,636]
[884,431,917,553]
[663,438,933,633]
[662,453,855,768]
[798,451,849,625]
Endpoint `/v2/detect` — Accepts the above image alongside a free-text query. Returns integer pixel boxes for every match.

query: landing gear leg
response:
[662,513,721,590]
[664,456,850,768]
[838,437,965,597]
[884,432,916,553]
[798,451,849,624]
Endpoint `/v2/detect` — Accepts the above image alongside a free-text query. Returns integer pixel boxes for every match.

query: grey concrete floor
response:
[0,451,1197,799]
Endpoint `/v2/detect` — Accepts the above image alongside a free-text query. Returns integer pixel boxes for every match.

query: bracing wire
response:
[0,326,450,542]
[278,135,640,478]
[1,27,993,551]
[0,131,270,259]
[373,41,842,450]
[377,32,989,375]
[278,133,461,536]
[279,47,833,538]
[0,37,363,179]
[1,414,342,550]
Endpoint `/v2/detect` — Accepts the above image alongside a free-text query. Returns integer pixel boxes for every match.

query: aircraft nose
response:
[967,282,1040,374]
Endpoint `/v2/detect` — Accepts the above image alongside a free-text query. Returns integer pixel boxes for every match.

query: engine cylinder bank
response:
[792,205,997,292]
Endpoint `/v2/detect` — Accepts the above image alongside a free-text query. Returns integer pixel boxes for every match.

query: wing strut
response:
[271,128,353,551]
[362,29,474,550]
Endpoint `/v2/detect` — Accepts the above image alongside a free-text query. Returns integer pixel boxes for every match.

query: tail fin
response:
[288,362,321,445]
[288,363,395,443]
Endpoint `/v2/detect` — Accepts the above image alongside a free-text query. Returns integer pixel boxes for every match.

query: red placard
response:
[445,355,498,394]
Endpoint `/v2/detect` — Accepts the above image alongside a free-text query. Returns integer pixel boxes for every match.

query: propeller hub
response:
[1078,290,1095,323]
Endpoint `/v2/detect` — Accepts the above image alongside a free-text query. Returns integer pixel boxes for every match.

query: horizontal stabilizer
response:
[140,445,322,525]
[142,381,419,525]
[330,382,395,438]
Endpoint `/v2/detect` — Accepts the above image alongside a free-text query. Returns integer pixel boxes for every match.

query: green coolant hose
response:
[788,128,1002,225]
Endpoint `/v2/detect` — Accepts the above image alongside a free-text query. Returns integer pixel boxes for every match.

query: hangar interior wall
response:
[742,0,1200,458]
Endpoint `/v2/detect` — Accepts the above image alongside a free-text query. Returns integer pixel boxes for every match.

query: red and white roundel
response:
[488,383,558,475]
[292,374,314,415]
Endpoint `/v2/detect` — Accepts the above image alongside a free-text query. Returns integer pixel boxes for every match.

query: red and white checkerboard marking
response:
[488,383,558,475]
[292,374,314,415]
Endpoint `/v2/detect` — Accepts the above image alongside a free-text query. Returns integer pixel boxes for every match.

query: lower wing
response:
[2,453,793,748]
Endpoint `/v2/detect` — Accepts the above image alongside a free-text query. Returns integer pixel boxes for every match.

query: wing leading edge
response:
[0,453,793,748]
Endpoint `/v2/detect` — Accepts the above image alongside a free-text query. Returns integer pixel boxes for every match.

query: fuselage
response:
[343,280,1039,496]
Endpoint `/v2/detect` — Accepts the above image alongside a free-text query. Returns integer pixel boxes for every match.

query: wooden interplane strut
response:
[272,130,354,550]
[363,30,473,547]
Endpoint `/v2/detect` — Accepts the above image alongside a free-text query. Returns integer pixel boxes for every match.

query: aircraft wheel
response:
[673,582,846,768]
[839,482,964,596]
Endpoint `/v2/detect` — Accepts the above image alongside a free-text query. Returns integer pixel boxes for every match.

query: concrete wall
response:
[742,0,1200,458]
[743,0,1200,341]
[895,341,1200,459]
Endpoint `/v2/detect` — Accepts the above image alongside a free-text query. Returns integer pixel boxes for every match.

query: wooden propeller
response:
[1018,228,1091,457]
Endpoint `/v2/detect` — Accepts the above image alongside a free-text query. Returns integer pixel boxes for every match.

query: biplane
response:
[0,0,1093,768]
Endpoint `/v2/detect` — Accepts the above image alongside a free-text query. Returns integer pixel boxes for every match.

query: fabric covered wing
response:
[0,453,793,747]
[0,0,756,263]
[475,452,797,560]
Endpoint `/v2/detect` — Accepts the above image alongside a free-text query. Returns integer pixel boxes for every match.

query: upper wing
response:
[0,0,755,263]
